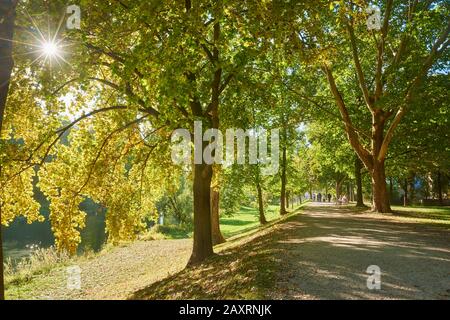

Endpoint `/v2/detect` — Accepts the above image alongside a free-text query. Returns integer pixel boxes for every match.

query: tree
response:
[3,0,274,266]
[287,1,449,212]
[0,0,19,301]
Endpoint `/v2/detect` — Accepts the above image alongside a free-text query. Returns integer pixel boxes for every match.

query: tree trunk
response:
[210,188,225,245]
[403,178,408,206]
[371,160,391,213]
[346,183,351,200]
[279,145,287,215]
[286,191,290,210]
[437,170,443,205]
[408,173,416,205]
[369,111,392,213]
[389,177,394,203]
[355,157,365,207]
[0,0,18,301]
[335,179,342,199]
[256,182,267,224]
[349,183,353,202]
[188,162,214,265]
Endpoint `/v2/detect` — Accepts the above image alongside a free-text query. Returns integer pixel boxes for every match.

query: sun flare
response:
[40,40,60,58]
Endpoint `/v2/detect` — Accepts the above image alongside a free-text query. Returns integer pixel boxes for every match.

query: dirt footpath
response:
[270,204,450,300]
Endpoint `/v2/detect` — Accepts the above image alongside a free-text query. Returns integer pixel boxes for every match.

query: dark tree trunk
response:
[403,178,408,207]
[355,157,365,207]
[349,183,353,202]
[286,191,290,209]
[280,145,287,215]
[408,173,416,205]
[256,182,267,224]
[389,177,394,203]
[0,0,17,301]
[437,170,443,205]
[371,160,391,213]
[188,162,214,265]
[346,183,351,200]
[210,189,225,245]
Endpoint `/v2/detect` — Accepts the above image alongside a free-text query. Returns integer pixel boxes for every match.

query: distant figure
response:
[342,195,348,204]
[327,194,332,202]
[318,193,322,202]
[312,193,316,201]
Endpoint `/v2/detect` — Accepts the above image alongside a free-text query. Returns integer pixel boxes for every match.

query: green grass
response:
[392,205,450,222]
[220,204,301,238]
[141,204,305,241]
[140,224,193,240]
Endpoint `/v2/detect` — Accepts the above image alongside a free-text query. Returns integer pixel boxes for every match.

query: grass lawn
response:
[392,205,450,221]
[153,203,306,240]
[342,203,450,228]
[220,205,280,238]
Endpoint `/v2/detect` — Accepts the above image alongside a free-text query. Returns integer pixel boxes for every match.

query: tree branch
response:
[323,65,373,169]
[374,0,393,100]
[346,21,373,112]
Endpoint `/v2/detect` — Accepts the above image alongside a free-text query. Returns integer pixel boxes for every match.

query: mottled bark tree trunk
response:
[210,188,225,245]
[370,112,392,213]
[371,160,391,213]
[0,0,17,301]
[279,145,287,215]
[189,162,214,265]
[355,157,365,207]
[256,182,267,225]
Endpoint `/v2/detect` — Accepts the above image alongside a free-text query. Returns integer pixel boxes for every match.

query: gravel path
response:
[271,203,450,300]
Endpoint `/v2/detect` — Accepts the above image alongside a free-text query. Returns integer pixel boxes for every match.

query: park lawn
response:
[153,203,304,240]
[387,205,450,228]
[392,205,450,221]
[346,204,450,229]
[220,205,280,238]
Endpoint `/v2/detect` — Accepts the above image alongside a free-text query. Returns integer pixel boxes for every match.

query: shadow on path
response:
[130,204,450,300]
[271,204,450,299]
